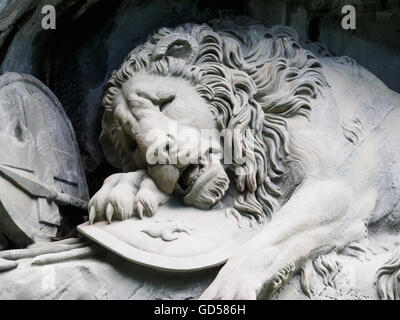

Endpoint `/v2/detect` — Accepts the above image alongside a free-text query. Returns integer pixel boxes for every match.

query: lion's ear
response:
[99,110,123,169]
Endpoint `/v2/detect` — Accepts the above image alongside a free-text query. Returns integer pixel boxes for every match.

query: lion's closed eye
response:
[127,89,174,112]
[158,96,175,112]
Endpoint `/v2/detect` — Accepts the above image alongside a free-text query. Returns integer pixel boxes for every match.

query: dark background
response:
[0,0,399,195]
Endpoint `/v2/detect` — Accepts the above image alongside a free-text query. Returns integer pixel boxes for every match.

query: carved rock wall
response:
[0,0,399,300]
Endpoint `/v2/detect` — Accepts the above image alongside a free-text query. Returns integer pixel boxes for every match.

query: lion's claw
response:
[89,206,96,225]
[136,201,144,219]
[137,191,157,218]
[106,203,114,224]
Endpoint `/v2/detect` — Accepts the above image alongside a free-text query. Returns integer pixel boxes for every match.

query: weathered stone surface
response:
[0,0,399,301]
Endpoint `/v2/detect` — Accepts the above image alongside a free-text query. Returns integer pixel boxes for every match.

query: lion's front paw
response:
[88,170,169,224]
[200,263,261,300]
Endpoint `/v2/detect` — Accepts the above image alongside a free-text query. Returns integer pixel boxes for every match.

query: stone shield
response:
[78,198,258,271]
[0,72,88,246]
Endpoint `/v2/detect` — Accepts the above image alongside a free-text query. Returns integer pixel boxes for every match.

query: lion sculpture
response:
[88,21,400,299]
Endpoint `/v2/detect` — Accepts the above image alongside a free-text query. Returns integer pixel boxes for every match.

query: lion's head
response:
[100,22,328,223]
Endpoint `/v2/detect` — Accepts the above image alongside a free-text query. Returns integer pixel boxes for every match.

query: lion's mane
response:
[101,22,329,222]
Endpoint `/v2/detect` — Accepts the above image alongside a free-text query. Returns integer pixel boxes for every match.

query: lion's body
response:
[309,58,400,224]
[89,21,400,299]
